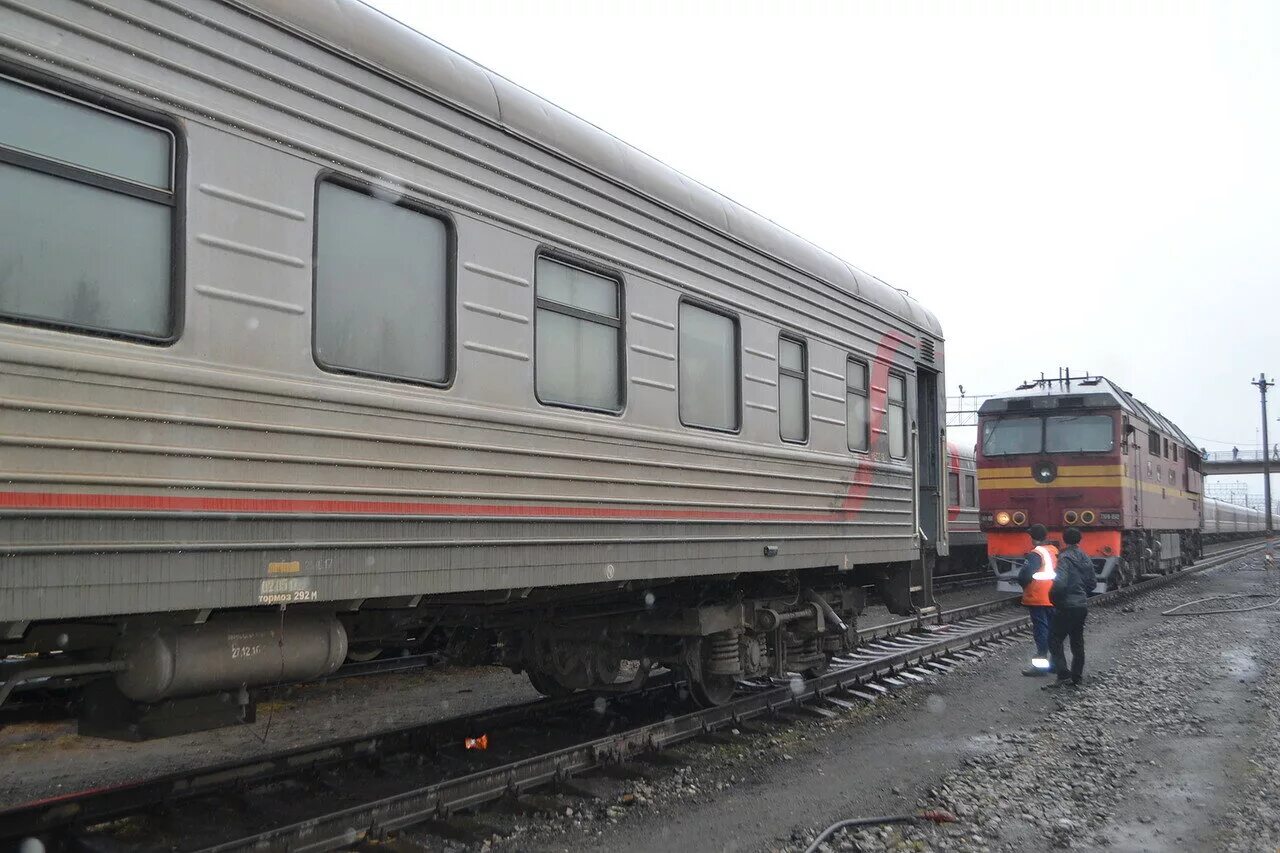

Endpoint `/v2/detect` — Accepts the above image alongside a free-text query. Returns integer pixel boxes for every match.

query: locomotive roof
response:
[226,0,943,338]
[977,376,1196,448]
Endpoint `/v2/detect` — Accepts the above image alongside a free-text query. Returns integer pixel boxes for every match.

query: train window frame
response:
[0,67,184,345]
[532,251,626,416]
[1163,437,1170,458]
[677,297,742,434]
[887,370,908,460]
[947,471,961,507]
[1148,430,1161,455]
[777,333,809,444]
[311,171,457,389]
[964,474,977,507]
[846,356,870,453]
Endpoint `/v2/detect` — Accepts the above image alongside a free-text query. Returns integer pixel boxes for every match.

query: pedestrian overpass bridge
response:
[1203,448,1279,476]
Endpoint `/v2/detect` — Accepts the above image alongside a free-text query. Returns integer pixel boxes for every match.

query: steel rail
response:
[3,540,1265,849]
[197,539,1268,853]
[0,598,988,840]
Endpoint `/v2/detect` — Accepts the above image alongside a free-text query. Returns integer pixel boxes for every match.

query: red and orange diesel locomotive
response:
[978,375,1203,593]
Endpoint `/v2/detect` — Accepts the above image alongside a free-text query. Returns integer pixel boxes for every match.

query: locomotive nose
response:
[1032,461,1057,483]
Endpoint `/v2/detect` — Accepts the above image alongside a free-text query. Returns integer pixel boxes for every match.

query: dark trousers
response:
[1028,606,1053,659]
[1049,607,1087,682]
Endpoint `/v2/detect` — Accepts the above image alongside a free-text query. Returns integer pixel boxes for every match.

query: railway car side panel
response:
[0,0,944,716]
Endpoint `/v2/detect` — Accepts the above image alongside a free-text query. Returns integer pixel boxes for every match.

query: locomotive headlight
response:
[1064,510,1079,525]
[995,511,1012,526]
[1011,511,1027,526]
[1080,510,1096,524]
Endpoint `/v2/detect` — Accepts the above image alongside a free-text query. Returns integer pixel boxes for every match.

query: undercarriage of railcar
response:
[0,561,927,738]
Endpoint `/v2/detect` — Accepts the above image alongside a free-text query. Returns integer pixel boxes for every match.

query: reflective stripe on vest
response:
[1022,545,1058,607]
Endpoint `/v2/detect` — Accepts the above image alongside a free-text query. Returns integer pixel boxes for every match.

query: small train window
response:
[1148,431,1161,455]
[678,301,740,431]
[846,358,869,452]
[778,335,808,443]
[314,179,451,386]
[534,256,622,412]
[965,474,977,507]
[947,471,961,506]
[887,372,908,459]
[1163,437,1170,458]
[0,75,177,341]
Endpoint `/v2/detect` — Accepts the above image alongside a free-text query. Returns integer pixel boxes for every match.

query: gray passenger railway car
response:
[0,0,947,719]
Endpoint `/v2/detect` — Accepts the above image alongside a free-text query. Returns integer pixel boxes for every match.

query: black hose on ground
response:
[801,809,957,853]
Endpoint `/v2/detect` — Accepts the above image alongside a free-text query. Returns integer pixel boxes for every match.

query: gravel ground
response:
[423,551,1280,853]
[0,583,1011,810]
[0,662,539,807]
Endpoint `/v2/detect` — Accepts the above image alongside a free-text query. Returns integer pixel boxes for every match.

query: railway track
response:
[3,539,1268,852]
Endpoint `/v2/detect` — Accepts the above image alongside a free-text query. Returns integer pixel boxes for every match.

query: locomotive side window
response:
[0,76,175,341]
[887,372,907,459]
[846,357,869,451]
[947,471,961,506]
[534,256,622,412]
[778,335,808,443]
[964,474,977,507]
[314,179,451,386]
[1148,430,1161,455]
[678,301,740,431]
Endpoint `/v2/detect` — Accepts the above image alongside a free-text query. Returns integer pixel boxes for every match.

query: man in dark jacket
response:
[1044,527,1097,688]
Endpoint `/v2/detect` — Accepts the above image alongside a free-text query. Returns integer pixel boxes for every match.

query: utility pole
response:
[1254,372,1274,532]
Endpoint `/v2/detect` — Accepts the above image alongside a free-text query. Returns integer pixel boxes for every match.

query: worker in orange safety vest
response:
[1016,523,1058,676]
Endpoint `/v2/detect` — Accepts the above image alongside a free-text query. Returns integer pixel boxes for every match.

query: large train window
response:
[314,178,452,386]
[887,372,908,459]
[0,75,176,341]
[1045,415,1114,453]
[846,358,869,452]
[534,255,622,412]
[678,301,740,432]
[778,334,808,443]
[1148,430,1161,455]
[947,472,961,506]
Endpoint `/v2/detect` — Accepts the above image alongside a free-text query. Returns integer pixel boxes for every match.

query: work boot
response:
[1042,678,1074,690]
[1021,667,1050,677]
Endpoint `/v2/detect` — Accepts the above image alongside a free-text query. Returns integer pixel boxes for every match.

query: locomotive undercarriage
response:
[1101,529,1201,590]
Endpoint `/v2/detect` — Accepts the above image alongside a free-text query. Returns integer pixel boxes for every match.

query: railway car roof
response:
[226,0,943,338]
[977,376,1196,447]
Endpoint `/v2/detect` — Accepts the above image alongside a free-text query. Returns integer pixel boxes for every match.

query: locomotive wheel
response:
[527,667,573,698]
[688,673,737,708]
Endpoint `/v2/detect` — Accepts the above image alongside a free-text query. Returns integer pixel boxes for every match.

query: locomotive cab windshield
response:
[981,413,1116,456]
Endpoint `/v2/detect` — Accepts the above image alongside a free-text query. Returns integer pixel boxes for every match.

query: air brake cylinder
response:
[113,613,348,703]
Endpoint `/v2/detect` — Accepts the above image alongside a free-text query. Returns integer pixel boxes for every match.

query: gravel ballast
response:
[451,551,1280,853]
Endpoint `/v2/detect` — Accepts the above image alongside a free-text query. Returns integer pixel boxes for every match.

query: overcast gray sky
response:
[370,0,1277,496]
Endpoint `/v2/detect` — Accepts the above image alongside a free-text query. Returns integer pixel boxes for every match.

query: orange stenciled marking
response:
[464,734,488,750]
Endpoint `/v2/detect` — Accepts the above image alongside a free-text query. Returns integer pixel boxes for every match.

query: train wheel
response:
[345,645,383,663]
[527,668,573,698]
[688,673,737,707]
